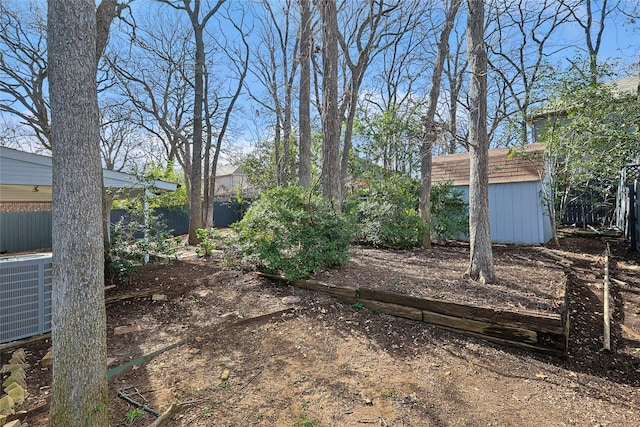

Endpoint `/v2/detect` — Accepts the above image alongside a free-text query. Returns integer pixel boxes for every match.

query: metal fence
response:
[0,201,249,253]
[0,211,52,253]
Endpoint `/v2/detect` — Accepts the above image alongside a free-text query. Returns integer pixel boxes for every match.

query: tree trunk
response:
[419,0,461,249]
[98,0,126,263]
[203,69,214,228]
[298,0,312,188]
[341,78,360,194]
[318,0,342,210]
[48,1,108,425]
[465,0,494,284]
[188,14,205,244]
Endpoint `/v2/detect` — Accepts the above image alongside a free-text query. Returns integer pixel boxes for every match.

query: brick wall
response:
[0,202,52,212]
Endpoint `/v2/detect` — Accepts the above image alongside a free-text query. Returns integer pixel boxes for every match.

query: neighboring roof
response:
[0,146,179,202]
[613,74,640,95]
[215,164,243,177]
[530,74,640,122]
[432,143,544,186]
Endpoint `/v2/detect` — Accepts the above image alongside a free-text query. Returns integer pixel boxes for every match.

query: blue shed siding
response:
[454,181,552,245]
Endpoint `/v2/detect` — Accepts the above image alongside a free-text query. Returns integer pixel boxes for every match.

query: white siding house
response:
[432,143,553,245]
[214,164,259,200]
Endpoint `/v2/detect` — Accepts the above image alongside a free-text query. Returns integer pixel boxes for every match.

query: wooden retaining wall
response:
[257,273,569,357]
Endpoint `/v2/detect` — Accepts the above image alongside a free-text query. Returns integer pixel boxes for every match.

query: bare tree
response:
[442,24,468,154]
[465,0,494,284]
[354,2,434,176]
[48,0,107,424]
[247,0,301,187]
[0,2,50,148]
[337,0,403,194]
[419,0,462,249]
[298,0,313,187]
[106,15,195,184]
[109,2,245,228]
[315,0,342,209]
[159,0,225,244]
[202,11,249,227]
[560,0,618,80]
[486,0,572,144]
[99,103,146,171]
[0,0,130,151]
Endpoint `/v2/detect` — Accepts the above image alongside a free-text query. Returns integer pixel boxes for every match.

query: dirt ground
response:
[3,233,640,426]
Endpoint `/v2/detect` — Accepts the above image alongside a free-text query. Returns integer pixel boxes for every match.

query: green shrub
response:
[430,181,468,240]
[233,186,353,279]
[346,175,426,249]
[195,228,220,257]
[107,209,176,282]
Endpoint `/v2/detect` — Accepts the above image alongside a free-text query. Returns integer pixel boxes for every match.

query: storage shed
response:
[432,143,553,244]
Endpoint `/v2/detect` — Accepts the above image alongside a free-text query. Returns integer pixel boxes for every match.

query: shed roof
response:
[431,143,544,186]
[0,146,179,202]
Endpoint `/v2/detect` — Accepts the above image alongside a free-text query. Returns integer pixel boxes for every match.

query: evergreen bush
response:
[346,175,426,249]
[234,186,353,279]
[430,181,469,240]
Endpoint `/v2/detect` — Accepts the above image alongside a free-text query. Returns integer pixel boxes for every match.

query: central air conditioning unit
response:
[0,253,53,344]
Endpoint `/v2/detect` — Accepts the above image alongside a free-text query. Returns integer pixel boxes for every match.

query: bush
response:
[107,209,176,282]
[195,228,220,257]
[430,181,468,240]
[346,175,426,249]
[234,186,353,280]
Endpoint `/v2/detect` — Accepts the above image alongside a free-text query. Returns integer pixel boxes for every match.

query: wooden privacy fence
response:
[258,273,569,357]
[562,190,615,228]
[616,164,640,254]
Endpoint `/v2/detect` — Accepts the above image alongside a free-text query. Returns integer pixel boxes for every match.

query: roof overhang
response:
[0,146,179,202]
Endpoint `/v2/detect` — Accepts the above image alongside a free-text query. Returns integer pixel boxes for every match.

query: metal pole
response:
[603,243,611,351]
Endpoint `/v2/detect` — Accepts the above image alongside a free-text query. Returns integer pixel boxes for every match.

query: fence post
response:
[603,243,611,351]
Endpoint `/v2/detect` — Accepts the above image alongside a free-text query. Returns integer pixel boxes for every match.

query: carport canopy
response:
[0,146,179,202]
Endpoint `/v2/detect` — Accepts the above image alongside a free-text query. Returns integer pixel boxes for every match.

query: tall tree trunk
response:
[318,0,342,210]
[188,14,205,244]
[176,0,225,243]
[420,0,461,249]
[96,0,126,263]
[48,1,108,425]
[465,0,494,284]
[282,93,294,186]
[274,113,283,184]
[203,76,214,227]
[298,0,312,188]
[341,78,361,192]
[205,34,248,226]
